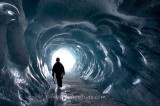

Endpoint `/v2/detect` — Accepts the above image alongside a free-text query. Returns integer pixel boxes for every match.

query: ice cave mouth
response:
[0,0,160,106]
[51,47,76,73]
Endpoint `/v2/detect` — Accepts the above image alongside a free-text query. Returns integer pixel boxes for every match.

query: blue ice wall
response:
[0,0,160,106]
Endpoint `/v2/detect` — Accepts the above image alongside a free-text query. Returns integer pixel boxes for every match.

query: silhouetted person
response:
[52,57,65,87]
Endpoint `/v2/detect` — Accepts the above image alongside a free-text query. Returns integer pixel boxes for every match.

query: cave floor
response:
[46,73,125,106]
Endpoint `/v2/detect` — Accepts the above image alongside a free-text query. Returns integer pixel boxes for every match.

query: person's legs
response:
[56,75,62,87]
[59,78,62,87]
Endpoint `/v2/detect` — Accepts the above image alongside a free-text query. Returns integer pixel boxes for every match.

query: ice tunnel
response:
[0,0,160,106]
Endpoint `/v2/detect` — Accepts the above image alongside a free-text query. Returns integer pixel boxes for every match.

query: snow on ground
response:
[46,73,125,106]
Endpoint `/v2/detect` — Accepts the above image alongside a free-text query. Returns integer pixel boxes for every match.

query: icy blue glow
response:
[0,0,160,106]
[51,48,76,72]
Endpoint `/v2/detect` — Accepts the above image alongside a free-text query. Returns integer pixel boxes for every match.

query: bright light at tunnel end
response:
[51,48,76,73]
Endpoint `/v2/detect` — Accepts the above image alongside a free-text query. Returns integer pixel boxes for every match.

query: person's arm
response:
[62,65,65,75]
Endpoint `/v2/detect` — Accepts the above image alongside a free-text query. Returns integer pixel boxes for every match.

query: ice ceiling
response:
[0,0,160,106]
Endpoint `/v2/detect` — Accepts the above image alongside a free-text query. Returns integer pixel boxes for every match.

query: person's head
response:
[56,57,60,62]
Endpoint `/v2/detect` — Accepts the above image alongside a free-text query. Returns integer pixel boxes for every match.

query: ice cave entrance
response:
[51,48,76,73]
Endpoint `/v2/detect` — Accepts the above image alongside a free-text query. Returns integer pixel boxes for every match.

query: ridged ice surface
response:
[0,0,160,106]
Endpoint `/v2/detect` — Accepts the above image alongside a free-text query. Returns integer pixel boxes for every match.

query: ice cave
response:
[0,0,160,106]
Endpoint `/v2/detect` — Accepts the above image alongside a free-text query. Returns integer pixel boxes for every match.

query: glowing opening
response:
[51,48,76,72]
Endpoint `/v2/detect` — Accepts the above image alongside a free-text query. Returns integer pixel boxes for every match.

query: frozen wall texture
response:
[0,0,160,106]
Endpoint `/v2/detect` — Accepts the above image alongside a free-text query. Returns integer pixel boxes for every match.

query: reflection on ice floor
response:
[47,73,125,106]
